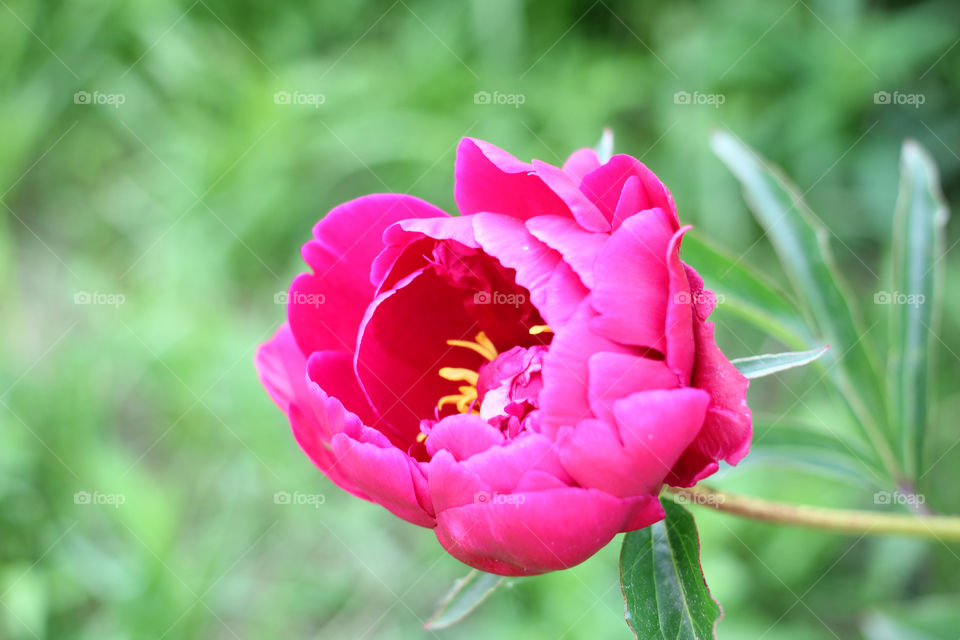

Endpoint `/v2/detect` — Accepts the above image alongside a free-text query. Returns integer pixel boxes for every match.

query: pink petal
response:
[668,306,752,486]
[525,214,608,288]
[371,215,478,292]
[587,352,679,422]
[305,350,380,436]
[539,300,636,437]
[532,159,609,232]
[288,194,444,356]
[425,413,505,461]
[588,207,676,349]
[331,429,435,527]
[664,227,695,384]
[454,138,569,220]
[434,487,653,576]
[561,148,602,183]
[354,268,482,441]
[579,155,678,231]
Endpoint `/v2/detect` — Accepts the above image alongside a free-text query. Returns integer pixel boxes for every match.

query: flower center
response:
[431,325,552,423]
[435,330,498,420]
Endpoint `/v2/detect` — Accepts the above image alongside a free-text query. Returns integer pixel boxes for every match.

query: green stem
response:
[664,484,960,541]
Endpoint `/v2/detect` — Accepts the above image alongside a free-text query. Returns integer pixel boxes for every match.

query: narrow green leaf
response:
[424,569,503,630]
[732,345,828,379]
[888,140,949,479]
[595,127,614,164]
[620,498,721,640]
[711,130,895,476]
[751,422,885,484]
[682,232,811,348]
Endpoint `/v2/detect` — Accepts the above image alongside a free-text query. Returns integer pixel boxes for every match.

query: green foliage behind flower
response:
[1,0,958,637]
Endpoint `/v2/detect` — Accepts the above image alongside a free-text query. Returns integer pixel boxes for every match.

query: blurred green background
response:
[2,0,959,637]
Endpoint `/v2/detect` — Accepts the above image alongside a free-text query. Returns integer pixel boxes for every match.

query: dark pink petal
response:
[532,159,609,232]
[433,487,652,576]
[425,413,505,460]
[331,429,435,527]
[579,155,678,230]
[472,212,583,328]
[289,194,445,356]
[454,138,569,220]
[525,215,608,288]
[371,215,479,292]
[458,432,570,495]
[559,388,708,498]
[256,324,312,413]
[668,270,752,486]
[588,208,676,349]
[306,351,378,428]
[664,226,695,384]
[562,148,602,183]
[587,352,679,422]
[355,268,482,441]
[539,300,637,437]
[543,261,589,329]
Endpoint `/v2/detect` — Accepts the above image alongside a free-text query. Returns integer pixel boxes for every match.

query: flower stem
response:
[664,484,960,541]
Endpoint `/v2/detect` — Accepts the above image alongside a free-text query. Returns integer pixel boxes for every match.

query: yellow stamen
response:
[528,324,553,336]
[445,331,497,361]
[416,431,427,443]
[436,331,497,414]
[437,367,480,386]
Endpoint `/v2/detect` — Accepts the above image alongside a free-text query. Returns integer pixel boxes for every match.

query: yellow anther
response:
[416,431,428,443]
[438,367,480,386]
[445,331,497,362]
[528,324,553,336]
[436,331,497,415]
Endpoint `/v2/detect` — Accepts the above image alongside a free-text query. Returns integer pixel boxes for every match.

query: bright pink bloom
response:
[256,138,751,576]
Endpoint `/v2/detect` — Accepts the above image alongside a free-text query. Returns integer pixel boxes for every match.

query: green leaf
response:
[711,130,895,475]
[887,141,949,479]
[751,421,885,484]
[732,345,828,379]
[594,127,614,164]
[620,498,721,640]
[682,232,811,348]
[424,569,503,630]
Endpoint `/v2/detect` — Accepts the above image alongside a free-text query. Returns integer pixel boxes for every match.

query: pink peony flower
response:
[256,138,751,576]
